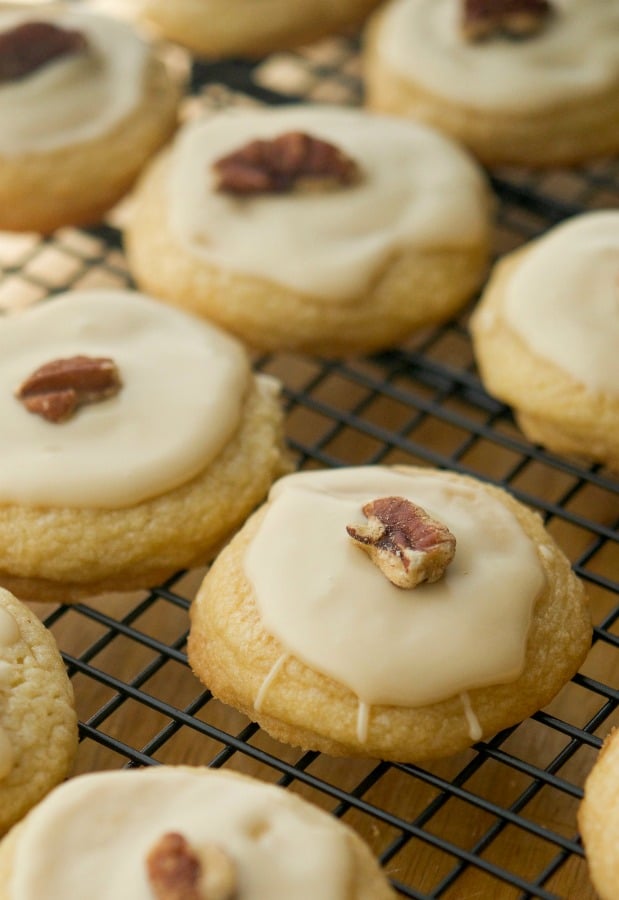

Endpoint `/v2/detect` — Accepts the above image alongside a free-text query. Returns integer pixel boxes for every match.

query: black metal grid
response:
[1,35,618,900]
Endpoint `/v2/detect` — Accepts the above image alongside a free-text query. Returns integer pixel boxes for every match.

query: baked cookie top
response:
[7,767,358,899]
[374,0,619,113]
[1,290,250,508]
[166,106,490,301]
[244,467,544,733]
[0,603,20,781]
[495,211,619,396]
[0,587,77,834]
[0,8,150,156]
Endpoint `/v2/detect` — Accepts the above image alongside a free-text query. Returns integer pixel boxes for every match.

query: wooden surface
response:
[1,25,618,900]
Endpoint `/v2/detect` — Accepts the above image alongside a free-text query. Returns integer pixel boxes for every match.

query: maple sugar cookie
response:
[364,0,619,167]
[0,587,77,836]
[0,7,180,232]
[139,0,383,58]
[0,289,289,603]
[0,766,396,899]
[470,211,619,470]
[188,466,591,762]
[125,105,492,356]
[579,728,619,900]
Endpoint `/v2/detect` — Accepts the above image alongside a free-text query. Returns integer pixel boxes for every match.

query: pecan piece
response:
[347,497,456,589]
[146,833,237,900]
[16,355,121,423]
[462,0,553,41]
[0,22,89,83]
[213,131,361,196]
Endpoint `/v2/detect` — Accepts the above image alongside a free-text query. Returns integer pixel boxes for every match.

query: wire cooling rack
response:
[1,33,618,900]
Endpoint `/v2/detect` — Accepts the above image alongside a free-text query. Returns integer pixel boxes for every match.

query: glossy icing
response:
[10,768,352,900]
[0,291,250,508]
[0,8,149,155]
[503,211,619,394]
[167,106,489,300]
[376,0,619,113]
[244,468,544,710]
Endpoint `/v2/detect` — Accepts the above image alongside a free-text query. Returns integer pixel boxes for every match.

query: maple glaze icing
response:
[0,8,149,155]
[10,768,352,900]
[376,0,619,113]
[167,106,490,301]
[244,468,544,710]
[502,211,619,395]
[0,290,250,508]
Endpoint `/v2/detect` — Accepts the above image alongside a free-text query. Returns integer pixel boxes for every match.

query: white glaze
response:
[0,290,250,508]
[244,468,544,708]
[357,702,370,743]
[0,8,148,155]
[167,106,489,301]
[460,692,482,741]
[503,211,619,395]
[377,0,619,113]
[10,768,352,900]
[254,653,287,713]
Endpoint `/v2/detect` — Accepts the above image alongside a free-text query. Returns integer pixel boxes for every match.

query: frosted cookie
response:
[579,729,619,900]
[138,0,383,59]
[0,7,180,232]
[125,105,492,356]
[0,290,289,603]
[0,766,396,899]
[470,211,619,470]
[188,466,591,762]
[0,587,77,835]
[364,0,619,167]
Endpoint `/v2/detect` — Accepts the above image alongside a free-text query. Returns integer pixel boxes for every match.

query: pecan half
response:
[146,833,237,900]
[16,355,121,423]
[347,497,456,589]
[462,0,553,41]
[0,22,89,83]
[213,131,361,196]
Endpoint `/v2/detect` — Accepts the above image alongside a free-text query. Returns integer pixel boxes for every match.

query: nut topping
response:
[462,0,553,41]
[16,355,121,424]
[347,497,456,589]
[0,22,89,83]
[146,833,237,900]
[213,131,361,195]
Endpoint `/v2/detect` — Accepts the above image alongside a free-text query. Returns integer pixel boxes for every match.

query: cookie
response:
[139,0,382,58]
[188,465,591,762]
[364,0,619,167]
[0,587,77,836]
[125,105,492,356]
[0,289,289,603]
[470,211,619,470]
[0,7,180,232]
[579,728,619,900]
[0,766,396,899]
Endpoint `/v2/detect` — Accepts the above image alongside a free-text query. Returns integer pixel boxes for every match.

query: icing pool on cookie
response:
[244,467,545,709]
[375,0,619,114]
[10,768,352,900]
[0,291,250,508]
[167,106,490,301]
[0,9,149,155]
[502,211,619,395]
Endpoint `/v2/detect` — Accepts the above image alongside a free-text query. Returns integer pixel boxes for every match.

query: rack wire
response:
[1,34,618,900]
